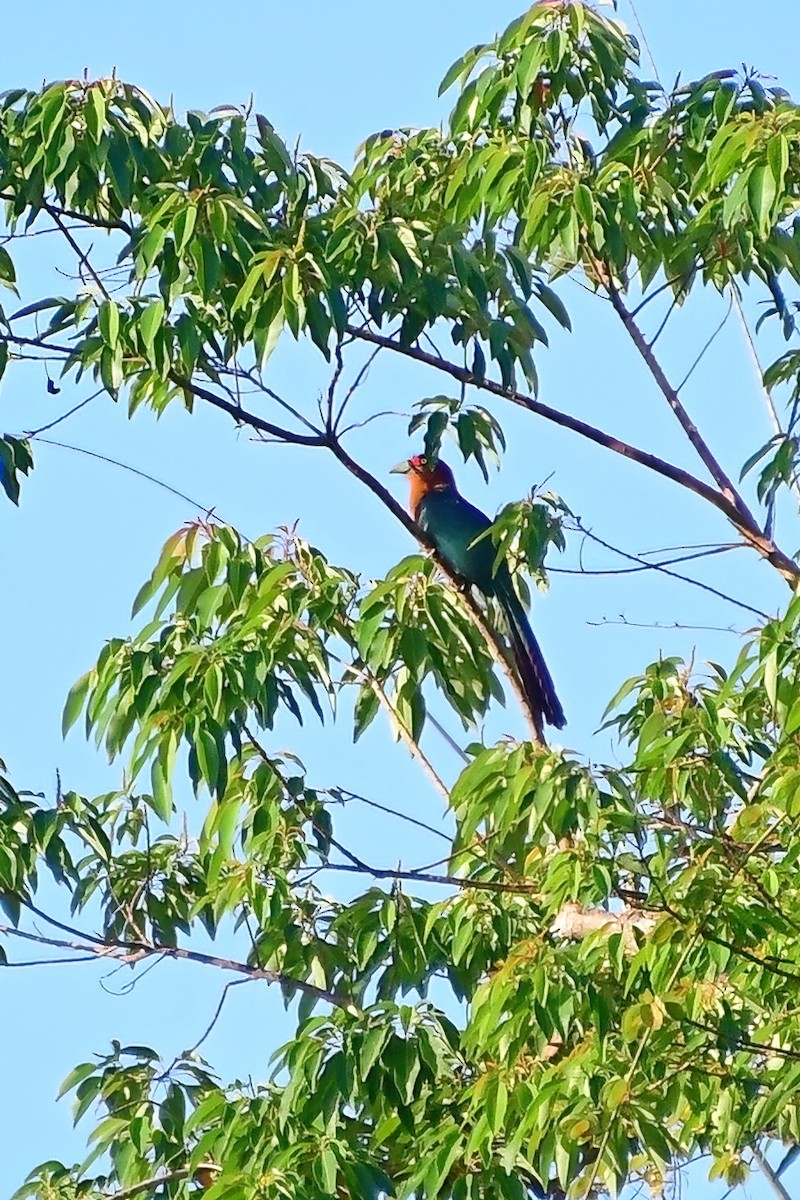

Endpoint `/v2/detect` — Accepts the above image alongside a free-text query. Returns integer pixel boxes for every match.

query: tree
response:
[2,2,800,1196]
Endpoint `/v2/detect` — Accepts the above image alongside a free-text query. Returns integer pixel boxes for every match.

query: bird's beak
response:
[390,459,412,475]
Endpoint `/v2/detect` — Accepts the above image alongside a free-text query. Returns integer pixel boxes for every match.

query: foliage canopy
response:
[3,3,800,1198]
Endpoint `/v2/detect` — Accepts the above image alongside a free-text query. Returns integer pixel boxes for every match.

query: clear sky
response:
[1,2,799,1196]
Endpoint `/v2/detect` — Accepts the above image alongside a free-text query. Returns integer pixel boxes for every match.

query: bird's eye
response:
[418,456,427,464]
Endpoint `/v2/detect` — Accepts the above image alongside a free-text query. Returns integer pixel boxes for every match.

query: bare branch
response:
[551,542,742,577]
[606,283,751,518]
[344,324,731,513]
[588,616,743,634]
[167,370,327,447]
[312,858,540,895]
[426,712,470,763]
[332,344,383,434]
[1,922,359,1013]
[0,191,133,235]
[162,980,249,1074]
[25,387,104,437]
[327,787,452,843]
[572,520,771,621]
[753,1147,797,1200]
[5,331,72,354]
[215,362,325,437]
[731,284,785,437]
[676,291,734,392]
[343,660,452,801]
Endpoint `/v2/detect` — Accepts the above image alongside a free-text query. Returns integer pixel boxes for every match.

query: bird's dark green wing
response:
[417,486,565,730]
[416,490,499,591]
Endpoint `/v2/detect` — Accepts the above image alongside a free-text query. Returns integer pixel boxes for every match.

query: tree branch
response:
[167,370,327,446]
[0,923,359,1013]
[311,858,540,894]
[572,520,770,621]
[350,665,453,800]
[106,1169,191,1199]
[606,281,748,507]
[0,191,133,235]
[47,204,112,301]
[753,1148,796,1200]
[606,283,799,582]
[345,323,800,585]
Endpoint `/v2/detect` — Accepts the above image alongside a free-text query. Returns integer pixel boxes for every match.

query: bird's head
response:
[390,454,455,490]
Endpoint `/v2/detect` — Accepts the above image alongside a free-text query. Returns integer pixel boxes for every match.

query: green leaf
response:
[767,134,789,195]
[438,44,485,97]
[139,297,165,355]
[0,246,17,292]
[354,685,380,741]
[62,671,92,737]
[0,435,33,505]
[150,731,177,821]
[98,300,120,348]
[57,1062,98,1101]
[360,1025,390,1080]
[748,164,777,238]
[573,183,595,228]
[85,89,105,144]
[173,203,198,255]
[485,1074,508,1134]
[107,139,134,207]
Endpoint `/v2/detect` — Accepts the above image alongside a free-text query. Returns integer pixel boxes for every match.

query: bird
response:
[391,454,565,736]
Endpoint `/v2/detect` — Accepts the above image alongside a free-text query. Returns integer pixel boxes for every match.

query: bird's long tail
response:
[496,580,566,735]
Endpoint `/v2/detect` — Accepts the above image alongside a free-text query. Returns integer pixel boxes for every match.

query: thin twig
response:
[339,408,408,435]
[47,205,112,300]
[0,193,134,236]
[607,279,750,508]
[33,438,212,512]
[165,979,248,1073]
[4,332,72,358]
[776,1147,800,1182]
[327,788,452,843]
[313,859,539,894]
[587,617,743,634]
[2,954,102,967]
[730,284,800,511]
[648,293,679,349]
[333,344,383,434]
[25,388,105,438]
[168,370,327,446]
[731,284,784,437]
[551,543,742,577]
[676,292,734,392]
[427,712,470,763]
[626,0,661,81]
[362,670,452,801]
[572,520,770,621]
[604,279,799,583]
[215,362,324,436]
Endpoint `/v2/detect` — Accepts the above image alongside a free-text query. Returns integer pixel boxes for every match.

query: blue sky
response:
[1,1,799,1195]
